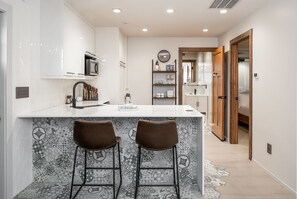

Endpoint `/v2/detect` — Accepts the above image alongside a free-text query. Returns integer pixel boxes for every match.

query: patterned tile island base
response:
[25,117,204,198]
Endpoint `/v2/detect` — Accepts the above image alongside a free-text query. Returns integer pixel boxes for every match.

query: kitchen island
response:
[18,105,204,198]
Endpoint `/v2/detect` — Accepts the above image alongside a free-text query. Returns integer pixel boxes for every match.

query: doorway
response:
[178,48,215,125]
[230,29,253,160]
[178,47,225,139]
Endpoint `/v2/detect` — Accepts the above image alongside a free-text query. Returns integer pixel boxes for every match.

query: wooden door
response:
[212,46,225,140]
[230,44,239,144]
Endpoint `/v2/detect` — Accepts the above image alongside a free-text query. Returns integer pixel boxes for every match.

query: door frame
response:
[0,1,12,198]
[178,48,216,105]
[230,29,253,160]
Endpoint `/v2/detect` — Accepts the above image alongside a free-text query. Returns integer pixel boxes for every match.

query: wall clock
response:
[157,50,170,63]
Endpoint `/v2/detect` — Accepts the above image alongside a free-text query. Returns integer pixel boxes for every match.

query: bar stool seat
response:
[134,120,180,199]
[69,120,122,199]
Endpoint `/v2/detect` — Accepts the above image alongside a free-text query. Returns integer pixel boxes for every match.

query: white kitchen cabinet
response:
[40,0,95,78]
[185,95,208,122]
[96,28,127,104]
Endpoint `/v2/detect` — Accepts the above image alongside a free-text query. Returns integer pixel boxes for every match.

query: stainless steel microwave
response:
[85,59,99,76]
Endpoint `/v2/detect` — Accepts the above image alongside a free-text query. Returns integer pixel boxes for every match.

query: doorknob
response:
[235,97,238,100]
[218,96,226,99]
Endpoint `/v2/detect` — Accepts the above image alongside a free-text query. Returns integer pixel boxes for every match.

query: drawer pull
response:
[196,102,200,107]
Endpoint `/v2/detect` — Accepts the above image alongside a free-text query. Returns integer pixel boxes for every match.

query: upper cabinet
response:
[40,0,96,78]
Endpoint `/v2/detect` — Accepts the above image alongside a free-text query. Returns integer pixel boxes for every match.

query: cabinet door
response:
[40,0,64,77]
[185,96,197,110]
[197,96,207,113]
[64,5,84,75]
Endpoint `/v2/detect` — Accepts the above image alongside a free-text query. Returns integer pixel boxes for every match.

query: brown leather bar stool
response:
[69,120,122,199]
[134,120,180,199]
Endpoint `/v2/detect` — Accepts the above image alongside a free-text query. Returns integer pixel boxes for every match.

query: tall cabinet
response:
[152,60,177,105]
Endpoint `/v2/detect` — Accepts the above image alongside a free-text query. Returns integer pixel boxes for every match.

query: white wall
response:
[0,6,7,199]
[127,37,218,105]
[219,0,297,193]
[1,0,95,197]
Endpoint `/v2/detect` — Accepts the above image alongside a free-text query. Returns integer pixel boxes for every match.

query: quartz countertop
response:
[18,105,203,118]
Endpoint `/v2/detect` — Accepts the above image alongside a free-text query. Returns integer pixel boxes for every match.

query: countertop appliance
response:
[85,59,99,76]
[85,52,99,76]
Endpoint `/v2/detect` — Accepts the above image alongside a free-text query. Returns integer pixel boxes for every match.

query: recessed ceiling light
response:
[166,9,174,14]
[142,28,148,32]
[112,8,122,13]
[220,9,228,14]
[203,29,209,32]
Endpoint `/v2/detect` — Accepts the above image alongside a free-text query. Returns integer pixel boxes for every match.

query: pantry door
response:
[212,46,225,140]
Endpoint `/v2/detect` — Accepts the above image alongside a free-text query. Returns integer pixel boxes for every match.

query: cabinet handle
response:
[66,72,75,75]
[196,101,199,107]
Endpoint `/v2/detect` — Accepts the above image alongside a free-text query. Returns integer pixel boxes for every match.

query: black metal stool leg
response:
[135,146,141,199]
[172,147,178,197]
[116,142,122,198]
[113,146,116,199]
[174,146,181,199]
[69,146,79,199]
[84,150,87,184]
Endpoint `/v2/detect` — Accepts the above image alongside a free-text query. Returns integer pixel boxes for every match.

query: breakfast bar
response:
[18,105,204,198]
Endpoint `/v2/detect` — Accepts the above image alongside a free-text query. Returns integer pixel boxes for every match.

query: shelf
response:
[153,84,176,86]
[153,97,176,99]
[152,59,177,105]
[152,71,176,73]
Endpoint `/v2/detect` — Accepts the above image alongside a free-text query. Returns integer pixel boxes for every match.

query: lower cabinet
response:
[185,95,208,122]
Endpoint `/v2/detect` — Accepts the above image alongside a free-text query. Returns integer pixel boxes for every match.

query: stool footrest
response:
[86,167,120,170]
[73,183,115,187]
[139,167,173,170]
[138,184,177,187]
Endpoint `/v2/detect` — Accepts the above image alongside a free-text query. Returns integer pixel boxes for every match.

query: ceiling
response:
[66,0,268,37]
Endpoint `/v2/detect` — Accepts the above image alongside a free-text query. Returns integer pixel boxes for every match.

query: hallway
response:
[205,132,295,199]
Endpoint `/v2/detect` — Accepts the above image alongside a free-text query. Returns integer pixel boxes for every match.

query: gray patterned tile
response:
[15,117,228,198]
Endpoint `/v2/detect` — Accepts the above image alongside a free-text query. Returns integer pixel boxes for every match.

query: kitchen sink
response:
[71,104,104,109]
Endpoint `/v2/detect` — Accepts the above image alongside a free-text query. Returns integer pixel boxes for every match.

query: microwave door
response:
[94,62,98,74]
[90,61,99,75]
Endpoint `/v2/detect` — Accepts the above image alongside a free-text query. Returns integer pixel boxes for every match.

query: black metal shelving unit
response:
[152,59,177,105]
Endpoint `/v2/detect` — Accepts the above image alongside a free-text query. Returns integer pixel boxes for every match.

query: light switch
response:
[254,72,259,79]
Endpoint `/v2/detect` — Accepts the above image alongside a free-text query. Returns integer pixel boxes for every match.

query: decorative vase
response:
[154,61,160,71]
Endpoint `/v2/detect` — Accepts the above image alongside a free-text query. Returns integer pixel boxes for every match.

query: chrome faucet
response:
[72,81,87,108]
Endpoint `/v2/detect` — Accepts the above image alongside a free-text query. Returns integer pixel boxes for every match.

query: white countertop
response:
[18,105,203,118]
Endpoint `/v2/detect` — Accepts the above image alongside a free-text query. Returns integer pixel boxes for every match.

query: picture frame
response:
[166,64,174,71]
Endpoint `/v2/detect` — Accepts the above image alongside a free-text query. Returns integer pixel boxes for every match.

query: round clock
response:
[157,50,170,63]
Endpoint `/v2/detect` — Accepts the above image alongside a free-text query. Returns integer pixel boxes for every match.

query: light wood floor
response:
[205,126,296,199]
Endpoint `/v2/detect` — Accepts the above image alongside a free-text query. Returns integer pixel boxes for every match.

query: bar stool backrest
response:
[74,120,117,150]
[136,120,178,151]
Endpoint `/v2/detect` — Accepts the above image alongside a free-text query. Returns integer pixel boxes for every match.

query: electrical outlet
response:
[267,143,272,154]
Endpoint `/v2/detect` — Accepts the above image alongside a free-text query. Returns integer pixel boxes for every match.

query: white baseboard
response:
[252,158,297,197]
